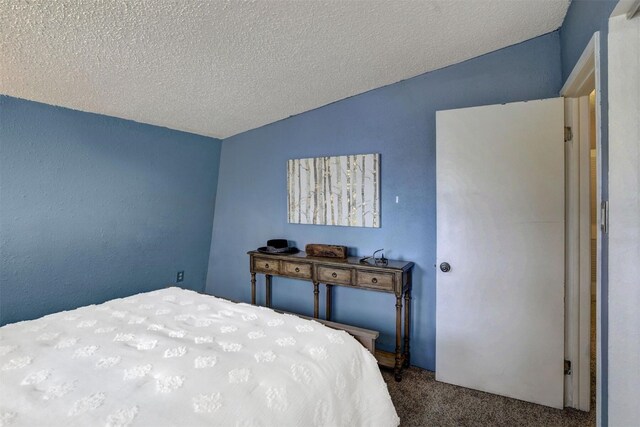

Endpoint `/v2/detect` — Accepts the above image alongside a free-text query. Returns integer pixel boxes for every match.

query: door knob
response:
[440,262,451,273]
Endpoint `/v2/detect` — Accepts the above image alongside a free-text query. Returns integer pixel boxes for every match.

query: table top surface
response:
[247,250,414,271]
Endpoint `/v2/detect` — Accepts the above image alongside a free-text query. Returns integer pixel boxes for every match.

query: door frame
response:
[560,32,601,414]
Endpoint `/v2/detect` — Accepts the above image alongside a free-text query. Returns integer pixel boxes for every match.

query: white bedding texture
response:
[0,287,399,427]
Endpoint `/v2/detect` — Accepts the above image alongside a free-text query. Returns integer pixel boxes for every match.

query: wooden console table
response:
[247,250,414,381]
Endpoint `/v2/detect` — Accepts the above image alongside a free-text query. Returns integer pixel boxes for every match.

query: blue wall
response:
[559,1,618,424]
[207,32,563,370]
[560,0,618,81]
[0,96,222,325]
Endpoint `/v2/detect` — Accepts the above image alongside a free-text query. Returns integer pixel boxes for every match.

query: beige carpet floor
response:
[381,296,597,426]
[382,367,593,426]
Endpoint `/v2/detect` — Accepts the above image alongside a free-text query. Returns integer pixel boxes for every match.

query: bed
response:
[0,287,399,427]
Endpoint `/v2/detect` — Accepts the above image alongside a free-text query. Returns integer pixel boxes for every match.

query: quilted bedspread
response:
[0,287,399,427]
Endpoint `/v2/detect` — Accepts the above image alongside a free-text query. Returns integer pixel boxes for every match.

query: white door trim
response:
[563,97,593,411]
[611,0,640,18]
[560,33,598,97]
[560,32,601,414]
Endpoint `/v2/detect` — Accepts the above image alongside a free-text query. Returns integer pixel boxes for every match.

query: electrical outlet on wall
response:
[176,271,184,283]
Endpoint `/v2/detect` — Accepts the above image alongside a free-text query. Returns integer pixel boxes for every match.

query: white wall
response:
[607,10,640,426]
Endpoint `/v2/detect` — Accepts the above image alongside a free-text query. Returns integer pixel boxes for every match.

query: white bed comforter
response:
[0,287,399,427]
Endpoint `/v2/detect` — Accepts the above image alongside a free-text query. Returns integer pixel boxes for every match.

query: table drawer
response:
[253,257,280,274]
[281,261,312,279]
[317,265,352,285]
[356,271,395,291]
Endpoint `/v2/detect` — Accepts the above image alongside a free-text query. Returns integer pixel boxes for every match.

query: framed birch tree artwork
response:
[287,153,380,227]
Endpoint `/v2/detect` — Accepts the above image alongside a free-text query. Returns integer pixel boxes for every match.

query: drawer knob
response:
[295,267,300,273]
[371,277,378,284]
[331,272,337,278]
[265,263,269,268]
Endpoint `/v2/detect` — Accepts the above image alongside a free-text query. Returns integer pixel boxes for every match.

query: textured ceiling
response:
[0,1,569,139]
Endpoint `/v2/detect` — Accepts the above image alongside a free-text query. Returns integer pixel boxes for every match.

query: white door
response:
[436,98,565,408]
[608,11,640,426]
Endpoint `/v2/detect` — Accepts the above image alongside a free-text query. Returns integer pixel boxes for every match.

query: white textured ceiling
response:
[0,1,569,139]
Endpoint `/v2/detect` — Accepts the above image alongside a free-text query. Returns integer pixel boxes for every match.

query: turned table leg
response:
[403,288,412,368]
[325,284,333,321]
[265,274,272,308]
[394,294,403,381]
[251,273,256,305]
[313,282,320,318]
